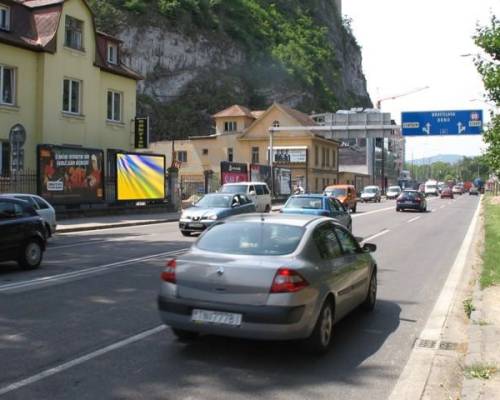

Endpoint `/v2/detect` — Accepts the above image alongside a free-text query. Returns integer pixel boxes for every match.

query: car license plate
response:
[191,309,242,326]
[189,223,204,228]
[404,201,413,205]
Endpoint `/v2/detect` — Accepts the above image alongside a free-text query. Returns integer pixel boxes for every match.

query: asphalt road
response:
[0,194,480,399]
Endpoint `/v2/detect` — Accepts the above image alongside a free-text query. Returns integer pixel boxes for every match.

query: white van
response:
[219,182,272,212]
[424,180,439,196]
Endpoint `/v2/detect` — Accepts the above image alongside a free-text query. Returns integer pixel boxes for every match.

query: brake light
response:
[415,197,421,202]
[270,268,309,293]
[161,258,176,283]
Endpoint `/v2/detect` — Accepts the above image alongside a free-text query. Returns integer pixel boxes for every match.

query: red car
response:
[440,187,454,199]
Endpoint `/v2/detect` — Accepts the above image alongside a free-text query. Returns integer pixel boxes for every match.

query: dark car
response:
[469,187,479,196]
[179,193,256,236]
[440,187,454,199]
[0,197,48,269]
[396,190,427,212]
[281,194,352,231]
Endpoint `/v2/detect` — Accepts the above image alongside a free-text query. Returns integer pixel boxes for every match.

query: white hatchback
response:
[219,182,272,213]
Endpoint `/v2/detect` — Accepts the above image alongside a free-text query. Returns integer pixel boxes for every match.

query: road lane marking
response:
[388,196,482,400]
[407,216,421,223]
[56,220,179,235]
[0,325,166,396]
[48,234,156,250]
[0,248,188,294]
[352,206,394,218]
[362,229,390,242]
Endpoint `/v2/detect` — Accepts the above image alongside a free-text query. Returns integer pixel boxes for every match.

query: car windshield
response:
[284,197,323,209]
[364,188,377,193]
[194,195,232,208]
[426,185,437,190]
[220,185,246,194]
[402,191,418,199]
[325,188,346,197]
[197,222,304,255]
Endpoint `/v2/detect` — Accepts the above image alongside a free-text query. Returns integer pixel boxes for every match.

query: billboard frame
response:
[115,151,166,202]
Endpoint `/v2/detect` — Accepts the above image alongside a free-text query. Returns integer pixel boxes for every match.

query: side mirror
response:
[362,243,377,253]
[232,203,239,208]
[249,191,256,196]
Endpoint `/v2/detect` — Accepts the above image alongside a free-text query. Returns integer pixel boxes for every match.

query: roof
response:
[213,105,255,119]
[225,213,325,227]
[276,103,317,127]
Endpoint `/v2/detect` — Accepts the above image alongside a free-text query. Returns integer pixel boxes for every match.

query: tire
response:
[265,205,271,213]
[303,299,334,355]
[396,207,400,212]
[180,230,191,237]
[171,328,199,342]
[18,239,43,270]
[362,271,377,311]
[352,204,357,213]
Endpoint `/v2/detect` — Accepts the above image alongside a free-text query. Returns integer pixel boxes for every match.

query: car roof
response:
[403,189,417,192]
[324,184,353,189]
[289,194,325,199]
[225,213,328,227]
[0,193,39,197]
[222,182,267,185]
[0,196,32,205]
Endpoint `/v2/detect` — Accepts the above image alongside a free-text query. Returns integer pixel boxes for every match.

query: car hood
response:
[336,195,348,203]
[183,207,228,218]
[361,192,375,197]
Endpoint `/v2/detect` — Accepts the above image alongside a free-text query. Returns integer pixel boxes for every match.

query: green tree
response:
[474,15,500,173]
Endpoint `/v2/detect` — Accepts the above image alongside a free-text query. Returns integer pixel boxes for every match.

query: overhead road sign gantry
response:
[401,110,483,136]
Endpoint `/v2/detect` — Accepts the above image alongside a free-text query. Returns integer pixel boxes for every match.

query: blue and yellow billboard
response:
[116,153,165,201]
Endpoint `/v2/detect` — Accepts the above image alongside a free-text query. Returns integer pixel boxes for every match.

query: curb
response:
[56,217,179,234]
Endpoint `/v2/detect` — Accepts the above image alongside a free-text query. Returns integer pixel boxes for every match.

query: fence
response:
[0,170,37,194]
[180,174,220,199]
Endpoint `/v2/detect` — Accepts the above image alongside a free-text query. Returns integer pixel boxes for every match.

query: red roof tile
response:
[213,105,255,119]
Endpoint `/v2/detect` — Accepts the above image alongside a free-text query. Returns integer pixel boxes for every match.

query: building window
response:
[315,177,319,192]
[0,5,10,31]
[65,16,83,50]
[202,149,208,155]
[272,120,280,128]
[332,149,337,169]
[107,42,118,64]
[322,147,326,167]
[228,148,234,162]
[251,147,259,164]
[326,147,330,167]
[224,121,237,132]
[0,65,15,105]
[107,90,122,122]
[176,151,187,163]
[63,78,81,114]
[315,146,319,166]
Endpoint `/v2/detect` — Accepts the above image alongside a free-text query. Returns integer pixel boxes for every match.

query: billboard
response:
[401,110,483,136]
[220,161,248,184]
[274,167,292,196]
[37,145,104,204]
[270,147,307,163]
[250,164,272,187]
[116,152,165,201]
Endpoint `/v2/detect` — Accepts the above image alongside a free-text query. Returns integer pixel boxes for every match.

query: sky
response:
[343,0,499,161]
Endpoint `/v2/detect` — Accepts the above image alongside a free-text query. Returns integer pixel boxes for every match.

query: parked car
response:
[323,184,358,213]
[280,194,352,231]
[0,197,48,269]
[0,193,57,236]
[158,213,378,354]
[219,182,272,213]
[386,186,402,200]
[452,185,463,195]
[179,193,256,236]
[360,186,381,203]
[396,190,427,212]
[469,186,479,196]
[440,187,454,199]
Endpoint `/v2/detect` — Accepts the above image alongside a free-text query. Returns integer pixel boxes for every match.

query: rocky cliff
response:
[89,0,372,140]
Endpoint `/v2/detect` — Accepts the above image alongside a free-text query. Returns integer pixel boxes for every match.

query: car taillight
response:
[161,258,176,283]
[270,268,309,293]
[415,197,421,202]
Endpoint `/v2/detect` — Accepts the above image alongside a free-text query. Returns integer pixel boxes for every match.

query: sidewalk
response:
[56,211,180,233]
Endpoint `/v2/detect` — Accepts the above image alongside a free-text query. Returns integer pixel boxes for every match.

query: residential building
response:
[0,0,142,176]
[149,103,340,195]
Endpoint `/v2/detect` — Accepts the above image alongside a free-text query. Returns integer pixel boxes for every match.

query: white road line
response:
[48,234,156,250]
[362,229,390,242]
[57,220,178,235]
[440,205,445,209]
[388,197,482,400]
[0,325,166,396]
[352,206,394,218]
[0,249,188,293]
[407,216,421,223]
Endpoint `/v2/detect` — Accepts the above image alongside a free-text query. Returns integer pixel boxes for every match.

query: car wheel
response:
[171,328,199,342]
[362,271,377,311]
[18,239,43,270]
[352,204,357,213]
[180,230,191,237]
[304,299,334,354]
[396,207,400,212]
[265,205,271,213]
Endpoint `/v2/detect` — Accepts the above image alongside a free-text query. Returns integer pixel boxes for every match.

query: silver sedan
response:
[158,214,378,353]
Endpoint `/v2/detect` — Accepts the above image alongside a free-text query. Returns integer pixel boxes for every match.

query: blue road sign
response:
[401,110,483,136]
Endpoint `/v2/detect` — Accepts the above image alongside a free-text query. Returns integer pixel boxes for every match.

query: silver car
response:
[158,214,378,353]
[0,193,57,236]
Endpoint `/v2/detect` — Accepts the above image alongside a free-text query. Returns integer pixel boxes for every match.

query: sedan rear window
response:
[285,197,323,209]
[220,185,247,194]
[197,222,304,255]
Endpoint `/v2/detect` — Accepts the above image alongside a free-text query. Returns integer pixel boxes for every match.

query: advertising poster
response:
[274,167,292,196]
[250,164,272,187]
[270,147,307,163]
[116,153,165,201]
[37,145,104,204]
[220,161,248,184]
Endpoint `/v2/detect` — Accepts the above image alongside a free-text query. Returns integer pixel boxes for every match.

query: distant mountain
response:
[410,154,464,165]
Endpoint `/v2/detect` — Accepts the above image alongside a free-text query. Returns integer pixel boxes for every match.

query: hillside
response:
[411,154,465,165]
[88,0,372,140]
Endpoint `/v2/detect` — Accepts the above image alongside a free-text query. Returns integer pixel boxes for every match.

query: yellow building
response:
[0,0,141,175]
[149,103,340,194]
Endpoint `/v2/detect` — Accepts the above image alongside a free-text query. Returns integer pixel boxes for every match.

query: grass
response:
[464,363,497,380]
[463,298,476,319]
[481,196,500,288]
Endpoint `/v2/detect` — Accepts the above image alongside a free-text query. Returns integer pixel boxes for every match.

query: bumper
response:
[158,295,312,340]
[396,202,422,210]
[361,196,376,202]
[179,220,216,232]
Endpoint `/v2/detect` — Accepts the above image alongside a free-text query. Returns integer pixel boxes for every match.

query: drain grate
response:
[417,339,437,349]
[439,341,459,351]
